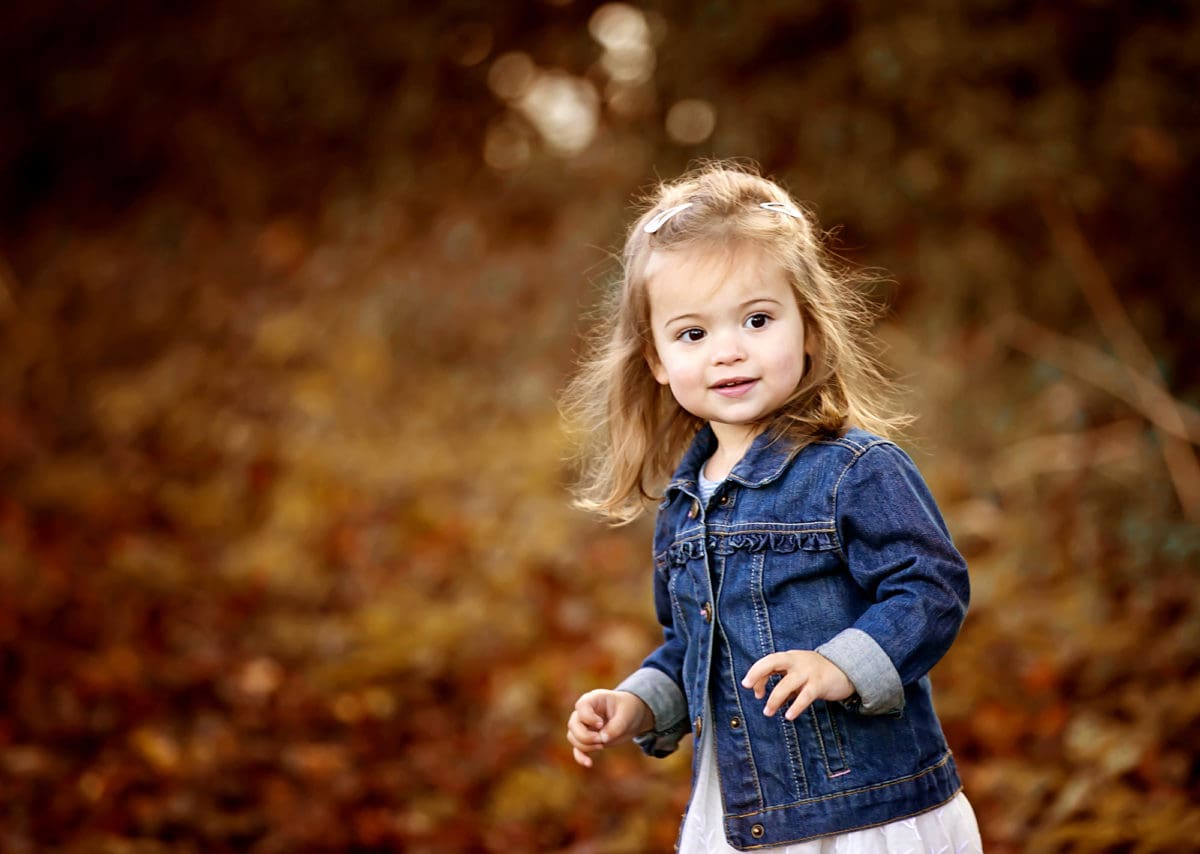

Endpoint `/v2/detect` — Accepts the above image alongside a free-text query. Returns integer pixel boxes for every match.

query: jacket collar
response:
[666,424,802,496]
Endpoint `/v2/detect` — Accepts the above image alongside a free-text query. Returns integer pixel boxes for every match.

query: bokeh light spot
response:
[665,99,716,145]
[589,3,655,84]
[518,72,599,156]
[488,52,536,101]
[483,118,532,171]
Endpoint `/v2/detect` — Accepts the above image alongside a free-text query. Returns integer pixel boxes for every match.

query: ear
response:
[644,345,670,386]
[800,309,818,357]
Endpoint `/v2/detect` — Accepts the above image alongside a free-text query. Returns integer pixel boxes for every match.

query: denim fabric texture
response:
[616,425,970,849]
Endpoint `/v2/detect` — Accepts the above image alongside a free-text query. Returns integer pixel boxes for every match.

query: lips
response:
[711,377,757,397]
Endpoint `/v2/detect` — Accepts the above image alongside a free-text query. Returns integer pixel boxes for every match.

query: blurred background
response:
[1,1,1197,851]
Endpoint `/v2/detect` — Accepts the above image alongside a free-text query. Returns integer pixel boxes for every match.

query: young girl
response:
[564,163,981,852]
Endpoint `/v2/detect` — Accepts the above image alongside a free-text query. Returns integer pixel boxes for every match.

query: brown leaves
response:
[0,2,1198,852]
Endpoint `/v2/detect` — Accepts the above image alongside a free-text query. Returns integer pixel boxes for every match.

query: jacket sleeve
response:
[816,442,969,716]
[614,559,691,757]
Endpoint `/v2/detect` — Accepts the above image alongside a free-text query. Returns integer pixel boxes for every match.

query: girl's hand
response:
[742,651,855,721]
[567,690,655,768]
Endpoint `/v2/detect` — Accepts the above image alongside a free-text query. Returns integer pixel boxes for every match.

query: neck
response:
[704,422,764,481]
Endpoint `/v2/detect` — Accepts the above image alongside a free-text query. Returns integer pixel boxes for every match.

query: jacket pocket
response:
[805,700,851,778]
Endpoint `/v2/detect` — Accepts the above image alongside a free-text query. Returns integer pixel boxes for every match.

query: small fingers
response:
[743,652,794,700]
[764,674,805,717]
[573,695,606,729]
[784,686,817,721]
[567,712,604,747]
[741,653,783,690]
[567,728,605,766]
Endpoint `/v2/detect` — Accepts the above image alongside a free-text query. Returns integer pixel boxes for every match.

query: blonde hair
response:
[562,161,910,524]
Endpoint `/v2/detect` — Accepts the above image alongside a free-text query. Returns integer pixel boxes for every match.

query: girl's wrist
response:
[622,691,656,735]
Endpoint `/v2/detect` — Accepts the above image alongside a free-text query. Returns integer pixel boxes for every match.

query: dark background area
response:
[1,1,1198,851]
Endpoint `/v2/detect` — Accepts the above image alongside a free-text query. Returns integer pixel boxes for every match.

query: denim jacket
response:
[617,426,969,849]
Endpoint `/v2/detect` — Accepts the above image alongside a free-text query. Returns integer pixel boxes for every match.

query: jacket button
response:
[730,716,741,729]
[693,715,702,740]
[700,602,712,623]
[718,494,729,506]
[687,500,699,519]
[751,824,765,839]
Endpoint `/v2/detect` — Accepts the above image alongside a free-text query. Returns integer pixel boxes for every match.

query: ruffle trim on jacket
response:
[659,529,836,567]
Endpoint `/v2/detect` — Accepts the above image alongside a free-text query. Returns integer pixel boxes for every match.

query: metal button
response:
[693,715,702,740]
[730,716,741,729]
[700,602,712,623]
[751,824,765,839]
[718,494,729,506]
[687,500,699,519]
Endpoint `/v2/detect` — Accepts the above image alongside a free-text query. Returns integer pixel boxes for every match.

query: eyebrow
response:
[662,297,784,329]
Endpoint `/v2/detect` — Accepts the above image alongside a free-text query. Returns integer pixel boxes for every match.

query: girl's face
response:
[644,243,809,451]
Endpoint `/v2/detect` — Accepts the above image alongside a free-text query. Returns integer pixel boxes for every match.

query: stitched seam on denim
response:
[829,445,866,561]
[735,785,966,850]
[805,705,833,778]
[749,550,806,797]
[703,522,836,534]
[804,700,849,777]
[717,618,765,812]
[726,460,787,488]
[749,551,772,668]
[807,703,850,778]
[777,691,808,800]
[825,702,848,769]
[727,750,955,817]
[726,436,796,487]
[816,433,891,454]
[831,441,899,561]
[666,477,698,495]
[821,701,850,775]
[693,536,720,794]
[667,567,691,646]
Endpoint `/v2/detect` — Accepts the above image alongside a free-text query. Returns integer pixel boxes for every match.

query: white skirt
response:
[678,698,982,854]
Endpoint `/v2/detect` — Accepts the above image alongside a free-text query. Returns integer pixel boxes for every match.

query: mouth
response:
[711,377,757,396]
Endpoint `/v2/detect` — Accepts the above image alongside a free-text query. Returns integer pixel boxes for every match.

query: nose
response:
[710,329,745,365]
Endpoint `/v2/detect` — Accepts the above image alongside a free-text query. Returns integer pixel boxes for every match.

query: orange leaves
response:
[0,2,1198,851]
[130,727,183,775]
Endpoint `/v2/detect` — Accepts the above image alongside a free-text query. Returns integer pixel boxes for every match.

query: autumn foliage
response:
[1,2,1198,851]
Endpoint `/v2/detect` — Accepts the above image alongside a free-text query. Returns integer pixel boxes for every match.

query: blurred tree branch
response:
[1000,314,1200,445]
[1037,192,1200,521]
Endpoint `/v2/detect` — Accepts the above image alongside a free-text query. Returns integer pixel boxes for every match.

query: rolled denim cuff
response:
[817,628,905,715]
[615,667,689,758]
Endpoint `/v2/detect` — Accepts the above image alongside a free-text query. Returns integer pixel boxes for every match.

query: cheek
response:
[770,343,807,384]
[660,357,691,385]
[648,341,678,386]
[660,355,705,391]
[648,356,670,386]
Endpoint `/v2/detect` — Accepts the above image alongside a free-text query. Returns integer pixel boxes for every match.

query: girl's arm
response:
[818,441,970,715]
[611,560,692,757]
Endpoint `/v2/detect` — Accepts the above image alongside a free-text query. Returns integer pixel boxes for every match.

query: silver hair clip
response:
[760,201,803,218]
[643,203,694,234]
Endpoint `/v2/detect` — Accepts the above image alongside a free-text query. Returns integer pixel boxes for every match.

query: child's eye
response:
[677,328,706,342]
[745,313,771,329]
